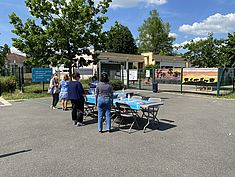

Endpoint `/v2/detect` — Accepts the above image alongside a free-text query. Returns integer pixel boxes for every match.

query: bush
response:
[110,79,124,90]
[80,77,92,90]
[0,76,17,93]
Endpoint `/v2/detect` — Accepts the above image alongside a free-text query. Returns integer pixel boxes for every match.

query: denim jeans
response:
[97,96,112,131]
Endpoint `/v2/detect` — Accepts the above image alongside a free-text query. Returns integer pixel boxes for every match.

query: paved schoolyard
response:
[0,90,234,177]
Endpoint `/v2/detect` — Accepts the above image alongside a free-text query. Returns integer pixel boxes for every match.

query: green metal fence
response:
[125,67,235,96]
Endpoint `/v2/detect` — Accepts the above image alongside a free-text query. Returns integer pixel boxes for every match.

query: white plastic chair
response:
[131,95,142,100]
[148,97,161,102]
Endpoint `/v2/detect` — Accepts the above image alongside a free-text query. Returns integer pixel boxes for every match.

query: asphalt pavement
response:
[0,90,234,177]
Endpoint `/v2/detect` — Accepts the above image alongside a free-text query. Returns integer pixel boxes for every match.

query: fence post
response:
[216,68,222,96]
[181,68,183,94]
[18,67,22,90]
[233,77,235,92]
[233,68,235,92]
[138,69,141,90]
[126,69,129,89]
[152,68,155,85]
[21,66,24,93]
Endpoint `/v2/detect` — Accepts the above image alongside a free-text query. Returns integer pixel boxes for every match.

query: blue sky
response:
[1,0,235,54]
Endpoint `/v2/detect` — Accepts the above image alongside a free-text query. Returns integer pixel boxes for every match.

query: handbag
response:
[48,86,55,95]
[47,87,52,94]
[53,86,60,94]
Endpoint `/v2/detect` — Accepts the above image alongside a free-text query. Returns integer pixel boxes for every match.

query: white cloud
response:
[173,37,207,48]
[179,13,235,35]
[96,0,167,9]
[169,32,177,38]
[10,47,26,56]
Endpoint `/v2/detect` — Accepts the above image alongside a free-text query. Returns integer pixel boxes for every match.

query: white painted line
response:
[0,97,12,106]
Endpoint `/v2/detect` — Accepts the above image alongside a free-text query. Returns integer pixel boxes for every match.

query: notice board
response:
[32,68,52,82]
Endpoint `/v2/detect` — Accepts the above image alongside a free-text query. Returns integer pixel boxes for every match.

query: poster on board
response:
[129,69,138,81]
[146,70,150,78]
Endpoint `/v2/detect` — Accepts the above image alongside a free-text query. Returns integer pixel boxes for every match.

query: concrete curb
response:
[0,97,12,106]
[126,89,235,101]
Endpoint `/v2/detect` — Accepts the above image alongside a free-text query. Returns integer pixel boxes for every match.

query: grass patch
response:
[2,83,50,100]
[219,92,235,99]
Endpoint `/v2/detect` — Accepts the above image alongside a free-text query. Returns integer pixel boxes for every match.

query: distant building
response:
[7,51,190,81]
[6,53,25,67]
[141,52,190,68]
[97,52,144,80]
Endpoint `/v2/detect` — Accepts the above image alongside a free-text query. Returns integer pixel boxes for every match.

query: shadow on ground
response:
[0,149,32,158]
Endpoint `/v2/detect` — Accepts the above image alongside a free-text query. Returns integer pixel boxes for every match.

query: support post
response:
[18,67,21,90]
[181,67,183,94]
[98,60,102,81]
[21,66,24,93]
[126,59,129,89]
[139,69,141,90]
[233,69,235,92]
[152,68,155,84]
[217,68,222,97]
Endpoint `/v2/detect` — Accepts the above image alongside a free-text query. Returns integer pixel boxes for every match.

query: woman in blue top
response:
[59,74,69,110]
[68,72,86,126]
[88,75,98,94]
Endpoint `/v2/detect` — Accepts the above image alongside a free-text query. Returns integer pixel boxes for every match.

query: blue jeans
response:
[97,96,112,131]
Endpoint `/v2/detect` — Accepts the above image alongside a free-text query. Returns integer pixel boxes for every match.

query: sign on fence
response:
[146,70,150,78]
[129,69,138,81]
[182,68,218,84]
[32,68,52,82]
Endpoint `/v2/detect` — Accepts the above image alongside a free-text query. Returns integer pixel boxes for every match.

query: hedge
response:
[0,76,17,93]
[110,79,124,90]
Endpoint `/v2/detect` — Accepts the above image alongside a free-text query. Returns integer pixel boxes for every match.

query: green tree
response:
[183,33,225,67]
[137,10,175,55]
[9,0,111,74]
[145,64,159,69]
[0,44,10,68]
[105,21,138,54]
[224,32,235,67]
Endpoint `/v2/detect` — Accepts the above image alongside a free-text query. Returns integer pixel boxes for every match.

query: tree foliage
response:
[137,10,175,55]
[105,21,138,54]
[224,32,235,67]
[183,33,226,67]
[9,0,111,73]
[0,44,10,68]
[145,64,159,69]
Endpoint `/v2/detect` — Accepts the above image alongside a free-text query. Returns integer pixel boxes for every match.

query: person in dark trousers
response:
[49,73,60,109]
[68,72,86,126]
[96,72,113,133]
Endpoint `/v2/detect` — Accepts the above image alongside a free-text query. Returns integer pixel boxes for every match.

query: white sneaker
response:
[77,122,85,126]
[52,107,56,110]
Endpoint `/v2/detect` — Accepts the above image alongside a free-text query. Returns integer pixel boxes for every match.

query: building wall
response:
[160,61,186,68]
[141,52,155,65]
[141,52,190,68]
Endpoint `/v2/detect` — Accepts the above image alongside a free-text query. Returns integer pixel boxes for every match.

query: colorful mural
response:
[155,68,181,80]
[182,68,218,84]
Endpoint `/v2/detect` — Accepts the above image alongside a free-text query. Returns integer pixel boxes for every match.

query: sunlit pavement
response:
[0,90,234,177]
